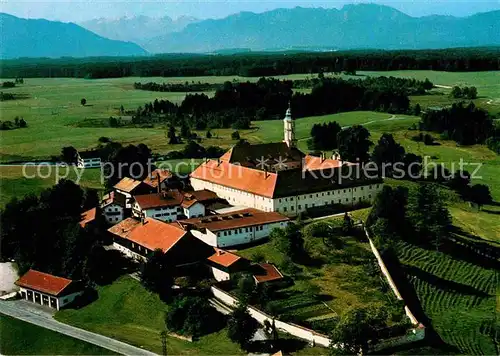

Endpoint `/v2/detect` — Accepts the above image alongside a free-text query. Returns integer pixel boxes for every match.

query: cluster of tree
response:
[426,164,493,209]
[162,140,226,160]
[366,184,451,250]
[61,142,152,188]
[15,77,24,84]
[420,102,494,145]
[485,122,500,154]
[411,132,437,146]
[0,180,105,281]
[1,81,15,88]
[165,295,224,337]
[0,92,15,101]
[0,116,27,130]
[134,81,220,92]
[308,122,341,150]
[450,86,478,99]
[2,48,498,78]
[134,76,415,131]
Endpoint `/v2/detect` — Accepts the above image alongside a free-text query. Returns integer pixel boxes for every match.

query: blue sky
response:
[1,0,499,22]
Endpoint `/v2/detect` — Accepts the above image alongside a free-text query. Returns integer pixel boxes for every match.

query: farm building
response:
[15,269,84,310]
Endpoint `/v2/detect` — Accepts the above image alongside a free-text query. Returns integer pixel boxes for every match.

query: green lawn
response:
[56,276,245,355]
[0,314,116,355]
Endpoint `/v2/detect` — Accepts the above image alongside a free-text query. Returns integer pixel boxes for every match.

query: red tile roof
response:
[15,269,73,296]
[190,160,278,198]
[253,263,284,284]
[207,248,242,267]
[114,177,143,193]
[178,208,289,232]
[108,217,186,253]
[183,189,219,203]
[134,191,183,210]
[79,208,96,228]
[303,155,357,172]
[143,169,173,188]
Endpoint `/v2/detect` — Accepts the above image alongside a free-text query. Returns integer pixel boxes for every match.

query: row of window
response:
[217,225,265,237]
[278,195,372,213]
[278,185,380,203]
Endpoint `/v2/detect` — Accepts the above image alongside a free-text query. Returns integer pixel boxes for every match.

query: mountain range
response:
[145,4,500,53]
[1,4,499,58]
[79,15,198,46]
[0,13,147,59]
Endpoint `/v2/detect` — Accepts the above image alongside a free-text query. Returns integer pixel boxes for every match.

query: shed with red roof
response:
[15,269,84,310]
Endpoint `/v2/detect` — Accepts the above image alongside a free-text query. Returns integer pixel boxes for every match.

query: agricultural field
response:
[394,240,498,355]
[0,314,116,355]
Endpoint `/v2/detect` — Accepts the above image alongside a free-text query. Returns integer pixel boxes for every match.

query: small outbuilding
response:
[15,269,84,310]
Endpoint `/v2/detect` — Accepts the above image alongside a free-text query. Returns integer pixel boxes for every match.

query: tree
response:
[82,188,99,210]
[166,296,220,337]
[140,249,173,299]
[180,122,191,138]
[451,86,462,98]
[413,103,421,116]
[235,273,256,304]
[227,304,258,349]
[167,124,179,144]
[467,86,478,99]
[19,118,27,128]
[406,184,451,248]
[329,306,388,355]
[206,130,212,139]
[61,146,78,165]
[467,184,492,210]
[342,212,354,235]
[366,186,408,245]
[337,125,372,163]
[182,140,206,158]
[448,170,470,197]
[231,131,240,140]
[270,223,304,262]
[371,133,406,175]
[81,98,87,106]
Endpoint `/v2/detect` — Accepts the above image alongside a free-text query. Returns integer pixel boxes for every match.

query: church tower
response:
[283,102,296,148]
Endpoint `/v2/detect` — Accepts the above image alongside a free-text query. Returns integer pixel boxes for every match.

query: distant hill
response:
[0,13,147,59]
[144,4,500,53]
[79,15,198,47]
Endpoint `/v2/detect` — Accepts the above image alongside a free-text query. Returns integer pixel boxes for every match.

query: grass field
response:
[0,314,116,355]
[56,276,245,355]
[394,240,498,355]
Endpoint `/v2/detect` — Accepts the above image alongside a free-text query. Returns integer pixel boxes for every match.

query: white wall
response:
[113,242,147,262]
[58,291,84,309]
[103,204,124,224]
[117,190,133,209]
[132,202,182,223]
[191,221,288,248]
[211,267,230,282]
[191,177,382,217]
[273,183,383,216]
[184,202,205,218]
[191,178,274,212]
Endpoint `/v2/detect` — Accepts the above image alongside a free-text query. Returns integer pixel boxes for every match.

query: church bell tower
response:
[283,102,296,148]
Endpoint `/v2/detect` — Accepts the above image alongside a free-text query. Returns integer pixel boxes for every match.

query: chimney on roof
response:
[217,249,223,256]
[217,157,221,166]
[141,214,145,225]
[157,173,161,194]
[321,152,325,162]
[264,168,269,179]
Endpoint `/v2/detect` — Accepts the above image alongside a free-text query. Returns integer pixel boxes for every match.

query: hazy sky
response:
[1,0,499,22]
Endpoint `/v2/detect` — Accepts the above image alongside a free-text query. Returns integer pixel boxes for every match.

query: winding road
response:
[0,300,156,356]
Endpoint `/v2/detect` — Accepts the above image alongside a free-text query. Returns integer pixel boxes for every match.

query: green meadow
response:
[0,314,116,355]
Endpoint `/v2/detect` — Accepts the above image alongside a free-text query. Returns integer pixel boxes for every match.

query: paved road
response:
[0,300,157,356]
